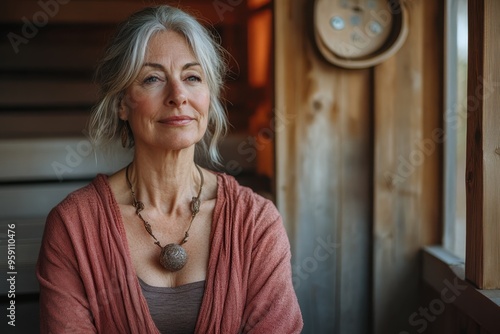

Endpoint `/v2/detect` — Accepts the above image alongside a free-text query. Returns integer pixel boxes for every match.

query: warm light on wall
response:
[248,9,271,87]
[247,0,269,10]
[247,0,273,178]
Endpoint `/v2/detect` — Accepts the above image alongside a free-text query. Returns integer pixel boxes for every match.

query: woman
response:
[36,5,303,334]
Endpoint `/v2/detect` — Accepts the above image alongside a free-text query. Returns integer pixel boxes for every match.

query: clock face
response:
[315,0,395,59]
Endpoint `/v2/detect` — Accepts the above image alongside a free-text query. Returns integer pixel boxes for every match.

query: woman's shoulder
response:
[216,172,268,199]
[214,173,289,254]
[215,172,280,221]
[42,174,115,242]
[50,174,111,217]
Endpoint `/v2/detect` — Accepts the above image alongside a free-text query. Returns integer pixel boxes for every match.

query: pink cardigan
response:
[37,173,303,333]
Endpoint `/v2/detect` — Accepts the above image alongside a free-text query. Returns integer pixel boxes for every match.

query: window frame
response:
[443,0,500,290]
[464,0,500,289]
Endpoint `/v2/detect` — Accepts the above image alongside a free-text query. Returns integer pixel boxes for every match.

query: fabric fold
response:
[37,173,303,333]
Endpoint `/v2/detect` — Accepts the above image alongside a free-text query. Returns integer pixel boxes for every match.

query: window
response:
[444,0,467,259]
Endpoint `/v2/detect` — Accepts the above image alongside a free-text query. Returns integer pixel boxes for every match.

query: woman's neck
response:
[126,147,202,215]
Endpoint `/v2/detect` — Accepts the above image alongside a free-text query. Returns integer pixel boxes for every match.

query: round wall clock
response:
[314,0,409,69]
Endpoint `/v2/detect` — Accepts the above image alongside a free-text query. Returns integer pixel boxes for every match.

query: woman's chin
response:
[136,138,201,153]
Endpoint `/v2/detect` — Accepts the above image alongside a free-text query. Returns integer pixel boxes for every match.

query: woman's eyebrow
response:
[143,62,164,70]
[142,62,201,70]
[183,62,201,70]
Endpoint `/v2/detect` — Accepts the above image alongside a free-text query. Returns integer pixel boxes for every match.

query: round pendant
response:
[160,243,188,272]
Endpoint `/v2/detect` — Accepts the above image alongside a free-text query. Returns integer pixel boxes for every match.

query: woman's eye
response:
[186,75,201,82]
[143,76,160,84]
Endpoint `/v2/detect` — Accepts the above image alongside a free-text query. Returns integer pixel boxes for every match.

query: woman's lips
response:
[158,116,194,126]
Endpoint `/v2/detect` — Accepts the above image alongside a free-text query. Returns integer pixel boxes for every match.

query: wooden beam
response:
[373,0,444,333]
[421,0,444,246]
[465,0,500,289]
[275,1,371,333]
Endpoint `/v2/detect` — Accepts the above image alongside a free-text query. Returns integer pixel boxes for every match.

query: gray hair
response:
[89,5,228,165]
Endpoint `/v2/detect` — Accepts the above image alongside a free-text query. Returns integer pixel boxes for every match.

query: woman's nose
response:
[165,80,187,107]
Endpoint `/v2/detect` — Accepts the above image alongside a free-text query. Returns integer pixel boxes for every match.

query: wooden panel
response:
[0,183,86,218]
[421,0,444,245]
[0,138,133,182]
[275,1,371,333]
[0,79,97,108]
[423,247,500,334]
[0,183,99,294]
[0,218,46,294]
[373,9,423,334]
[481,0,500,289]
[0,135,256,182]
[0,111,90,138]
[373,1,444,333]
[337,69,372,333]
[0,25,111,72]
[0,184,85,295]
[425,283,495,334]
[466,0,500,289]
[465,0,486,289]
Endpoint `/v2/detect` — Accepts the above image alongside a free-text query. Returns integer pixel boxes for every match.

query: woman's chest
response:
[119,201,214,287]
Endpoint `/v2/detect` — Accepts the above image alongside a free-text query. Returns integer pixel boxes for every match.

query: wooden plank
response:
[465,0,485,289]
[481,0,500,290]
[275,1,371,333]
[373,18,423,334]
[0,111,90,138]
[0,79,97,107]
[0,135,255,181]
[373,1,444,333]
[466,0,500,289]
[421,0,444,245]
[337,68,372,334]
[0,138,133,182]
[0,217,47,294]
[424,284,461,334]
[0,182,87,218]
[0,25,110,71]
[423,247,500,334]
[0,42,104,71]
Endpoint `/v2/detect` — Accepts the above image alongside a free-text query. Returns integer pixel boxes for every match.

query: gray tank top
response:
[138,277,205,334]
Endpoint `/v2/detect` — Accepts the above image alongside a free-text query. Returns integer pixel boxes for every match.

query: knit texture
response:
[37,173,303,333]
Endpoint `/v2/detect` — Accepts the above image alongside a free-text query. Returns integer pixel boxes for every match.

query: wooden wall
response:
[373,0,444,333]
[275,0,444,333]
[275,1,372,333]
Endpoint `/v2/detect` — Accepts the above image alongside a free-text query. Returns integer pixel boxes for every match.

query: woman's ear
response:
[118,93,129,121]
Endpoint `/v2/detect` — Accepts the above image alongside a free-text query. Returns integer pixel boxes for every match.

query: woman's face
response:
[120,30,210,153]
